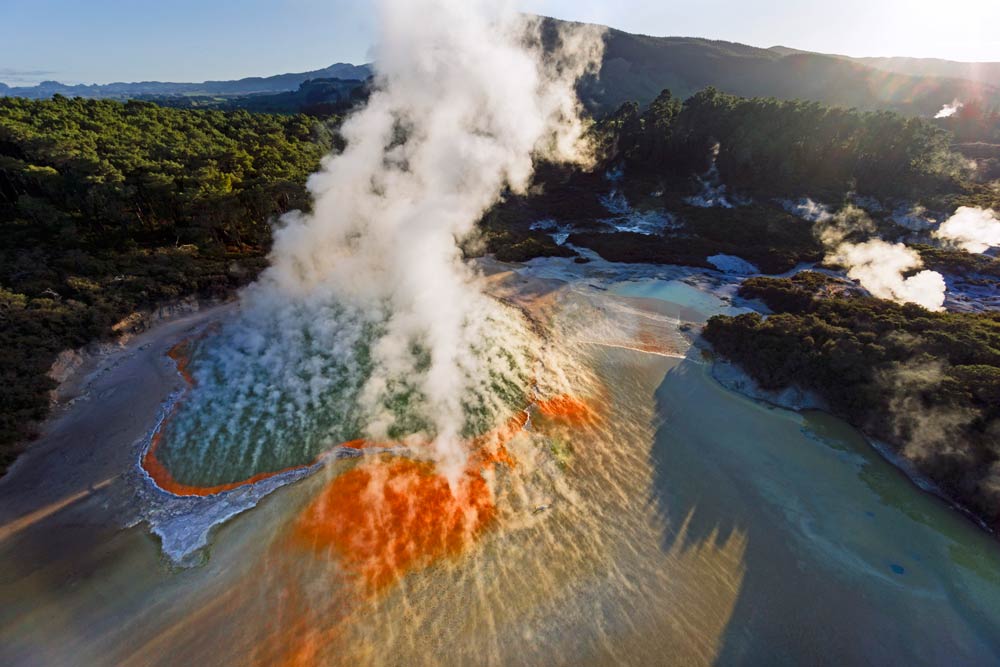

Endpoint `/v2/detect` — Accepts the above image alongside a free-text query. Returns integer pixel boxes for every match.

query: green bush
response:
[704,275,1000,527]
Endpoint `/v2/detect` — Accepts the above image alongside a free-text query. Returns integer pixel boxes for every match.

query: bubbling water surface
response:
[149,296,543,490]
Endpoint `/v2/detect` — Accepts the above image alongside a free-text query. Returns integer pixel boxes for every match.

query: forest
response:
[481,87,992,270]
[0,96,332,466]
[603,87,971,200]
[1,87,998,485]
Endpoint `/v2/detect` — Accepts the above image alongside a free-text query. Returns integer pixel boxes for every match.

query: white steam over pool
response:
[154,1,606,484]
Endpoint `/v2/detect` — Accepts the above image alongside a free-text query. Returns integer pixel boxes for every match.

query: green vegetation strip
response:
[704,273,1000,528]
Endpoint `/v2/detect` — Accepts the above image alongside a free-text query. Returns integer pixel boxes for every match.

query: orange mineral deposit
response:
[535,394,597,425]
[166,341,196,386]
[294,458,497,591]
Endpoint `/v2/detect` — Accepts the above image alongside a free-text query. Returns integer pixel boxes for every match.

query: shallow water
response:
[610,277,751,324]
[653,359,1000,664]
[2,263,999,666]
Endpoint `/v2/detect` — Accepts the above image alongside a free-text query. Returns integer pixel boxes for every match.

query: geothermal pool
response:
[2,257,1000,666]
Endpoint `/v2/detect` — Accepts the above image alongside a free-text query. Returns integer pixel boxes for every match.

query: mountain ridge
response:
[0,62,372,99]
[580,27,1000,116]
[3,20,998,117]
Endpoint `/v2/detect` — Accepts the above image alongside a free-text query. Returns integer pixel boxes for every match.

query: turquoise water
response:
[611,273,1000,663]
[653,359,1000,664]
[155,298,533,487]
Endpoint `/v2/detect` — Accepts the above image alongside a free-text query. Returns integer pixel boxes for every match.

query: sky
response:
[1,0,999,86]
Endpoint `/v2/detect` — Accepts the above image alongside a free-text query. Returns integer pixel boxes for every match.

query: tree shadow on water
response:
[645,358,982,666]
[648,359,846,665]
[651,360,751,555]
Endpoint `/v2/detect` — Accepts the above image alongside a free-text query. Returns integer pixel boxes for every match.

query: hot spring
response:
[4,259,1000,666]
[142,295,544,493]
[4,1,1000,663]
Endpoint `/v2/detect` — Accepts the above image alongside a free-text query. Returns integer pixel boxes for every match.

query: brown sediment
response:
[580,339,685,358]
[270,400,602,663]
[258,412,534,667]
[251,555,359,667]
[0,478,114,543]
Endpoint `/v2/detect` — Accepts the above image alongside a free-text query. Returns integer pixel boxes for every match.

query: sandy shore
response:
[0,302,236,547]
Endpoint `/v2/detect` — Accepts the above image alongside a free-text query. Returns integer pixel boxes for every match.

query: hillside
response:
[147,78,369,116]
[578,27,1000,116]
[856,56,1000,88]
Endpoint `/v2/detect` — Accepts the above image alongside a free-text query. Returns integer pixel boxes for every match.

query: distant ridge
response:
[765,48,1000,89]
[0,63,372,100]
[853,57,1000,88]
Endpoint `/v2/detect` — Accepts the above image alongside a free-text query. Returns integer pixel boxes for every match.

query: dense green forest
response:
[703,273,1000,529]
[607,87,968,199]
[0,96,331,466]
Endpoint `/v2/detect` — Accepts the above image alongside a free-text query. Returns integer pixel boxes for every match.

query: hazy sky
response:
[2,0,998,86]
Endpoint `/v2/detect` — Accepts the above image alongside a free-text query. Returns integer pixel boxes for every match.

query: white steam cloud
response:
[933,206,1000,254]
[934,99,964,119]
[827,240,946,311]
[238,1,604,476]
[819,205,946,311]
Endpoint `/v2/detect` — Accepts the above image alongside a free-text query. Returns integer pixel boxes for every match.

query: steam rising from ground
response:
[878,359,977,463]
[685,142,746,209]
[818,205,945,311]
[826,240,945,311]
[161,1,605,482]
[934,99,964,119]
[934,206,1000,253]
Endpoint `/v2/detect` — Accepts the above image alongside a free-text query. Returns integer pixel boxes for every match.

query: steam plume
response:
[827,240,945,311]
[934,99,964,119]
[934,206,1000,253]
[819,205,945,311]
[782,197,833,223]
[879,359,976,462]
[237,2,604,477]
